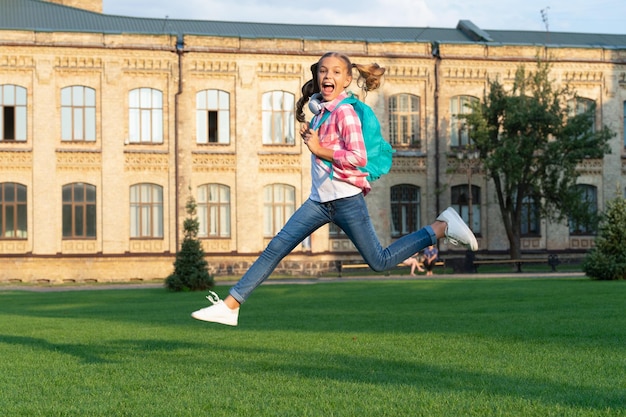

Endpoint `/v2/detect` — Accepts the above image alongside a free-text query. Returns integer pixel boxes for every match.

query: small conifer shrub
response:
[165,196,214,291]
[582,195,626,280]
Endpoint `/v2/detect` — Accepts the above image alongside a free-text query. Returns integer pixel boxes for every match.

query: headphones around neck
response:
[308,93,323,115]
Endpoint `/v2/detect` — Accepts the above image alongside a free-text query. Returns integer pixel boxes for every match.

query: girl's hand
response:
[299,122,310,138]
[302,127,321,154]
[300,123,334,162]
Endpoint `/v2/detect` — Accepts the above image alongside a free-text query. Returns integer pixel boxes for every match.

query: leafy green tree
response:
[165,196,214,291]
[582,195,626,280]
[463,60,613,258]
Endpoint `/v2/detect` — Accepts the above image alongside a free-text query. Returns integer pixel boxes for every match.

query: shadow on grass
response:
[0,331,622,412]
[0,334,199,364]
[2,279,625,345]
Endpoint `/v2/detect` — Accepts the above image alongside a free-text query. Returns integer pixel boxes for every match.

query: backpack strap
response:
[309,94,360,179]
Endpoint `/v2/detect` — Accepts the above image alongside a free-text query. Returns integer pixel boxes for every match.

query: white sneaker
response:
[191,291,239,326]
[436,207,478,251]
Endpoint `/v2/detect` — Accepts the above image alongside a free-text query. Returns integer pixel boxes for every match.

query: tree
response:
[165,195,214,291]
[582,195,626,280]
[463,60,613,258]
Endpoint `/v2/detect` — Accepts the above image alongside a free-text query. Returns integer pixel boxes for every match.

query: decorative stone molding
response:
[0,241,29,254]
[129,239,164,253]
[576,158,603,175]
[0,151,33,171]
[521,238,543,250]
[390,155,427,173]
[445,157,483,175]
[192,153,236,172]
[0,55,34,68]
[189,60,237,73]
[55,56,103,69]
[385,65,430,79]
[443,66,488,80]
[124,153,169,172]
[330,239,357,252]
[123,58,170,71]
[258,154,302,174]
[257,62,302,75]
[563,71,603,84]
[569,236,595,249]
[56,150,101,171]
[201,239,232,252]
[62,240,98,254]
[36,59,53,83]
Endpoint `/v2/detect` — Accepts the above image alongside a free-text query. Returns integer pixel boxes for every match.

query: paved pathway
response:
[0,271,586,292]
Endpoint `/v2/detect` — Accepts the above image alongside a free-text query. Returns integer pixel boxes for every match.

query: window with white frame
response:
[390,184,421,237]
[389,94,420,148]
[262,91,295,145]
[128,88,163,144]
[450,95,478,147]
[197,183,231,238]
[0,84,27,141]
[61,86,96,142]
[263,184,295,237]
[196,90,230,144]
[130,183,163,238]
[0,182,27,239]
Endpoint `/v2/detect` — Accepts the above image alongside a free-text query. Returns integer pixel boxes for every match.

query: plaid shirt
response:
[311,92,371,196]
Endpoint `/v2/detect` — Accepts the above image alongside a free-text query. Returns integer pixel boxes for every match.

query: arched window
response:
[390,184,421,237]
[61,86,96,142]
[128,88,163,143]
[197,184,231,238]
[450,95,478,147]
[0,84,27,141]
[263,184,295,237]
[196,89,230,144]
[0,182,27,239]
[62,183,96,238]
[568,97,596,132]
[130,183,163,238]
[262,91,295,144]
[389,94,420,148]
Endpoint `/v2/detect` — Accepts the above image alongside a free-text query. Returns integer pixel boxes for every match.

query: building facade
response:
[1,0,625,283]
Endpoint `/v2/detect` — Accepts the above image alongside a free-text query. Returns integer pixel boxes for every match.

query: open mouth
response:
[322,82,334,95]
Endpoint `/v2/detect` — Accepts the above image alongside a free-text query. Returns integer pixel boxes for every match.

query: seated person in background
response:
[403,253,424,276]
[423,245,439,276]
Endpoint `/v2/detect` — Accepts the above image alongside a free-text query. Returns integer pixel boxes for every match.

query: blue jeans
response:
[229,193,437,303]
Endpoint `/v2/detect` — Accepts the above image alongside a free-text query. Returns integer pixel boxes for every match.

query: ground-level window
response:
[391,184,421,237]
[130,183,163,238]
[197,183,231,238]
[263,184,295,237]
[62,183,96,238]
[451,184,481,234]
[0,182,27,239]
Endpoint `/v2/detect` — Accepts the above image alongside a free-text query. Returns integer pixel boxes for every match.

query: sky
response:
[102,0,625,35]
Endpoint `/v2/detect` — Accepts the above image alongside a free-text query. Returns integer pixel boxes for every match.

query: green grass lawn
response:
[1,277,624,416]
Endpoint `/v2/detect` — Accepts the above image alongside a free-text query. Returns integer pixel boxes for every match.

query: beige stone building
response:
[1,0,625,283]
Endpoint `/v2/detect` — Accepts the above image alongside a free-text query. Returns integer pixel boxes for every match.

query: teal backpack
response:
[310,93,394,182]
